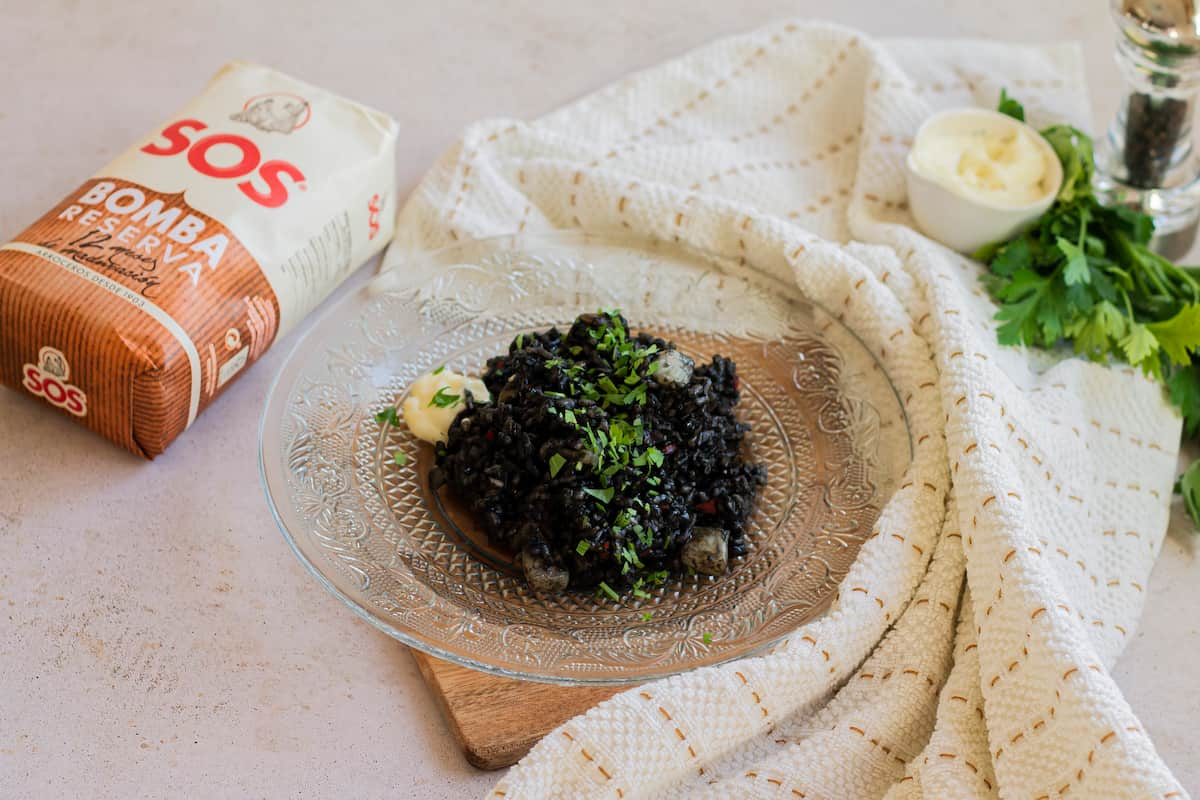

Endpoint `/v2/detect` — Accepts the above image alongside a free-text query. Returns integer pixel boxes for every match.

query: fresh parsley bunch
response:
[978,91,1200,525]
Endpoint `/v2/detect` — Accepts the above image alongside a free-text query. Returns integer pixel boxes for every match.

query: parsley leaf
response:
[997,87,1025,122]
[987,235,1032,278]
[635,524,652,548]
[428,387,461,408]
[548,453,567,478]
[1058,237,1091,286]
[375,407,399,426]
[1147,304,1200,366]
[645,570,668,585]
[993,269,1051,346]
[393,450,408,466]
[1119,322,1160,374]
[1040,124,1094,203]
[620,542,644,570]
[597,581,619,601]
[583,486,614,504]
[576,539,591,556]
[432,364,446,375]
[623,383,648,405]
[646,447,665,468]
[1066,301,1126,359]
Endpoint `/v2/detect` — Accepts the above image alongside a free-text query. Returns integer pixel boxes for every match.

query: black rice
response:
[431,310,766,595]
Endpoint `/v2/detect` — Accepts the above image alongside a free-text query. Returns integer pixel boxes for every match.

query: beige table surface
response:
[0,1,1196,797]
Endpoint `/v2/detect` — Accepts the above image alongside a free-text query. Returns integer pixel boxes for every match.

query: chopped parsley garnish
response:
[634,524,652,548]
[597,581,620,601]
[576,539,591,556]
[515,333,526,349]
[375,406,398,426]
[432,364,446,375]
[525,313,669,545]
[428,387,461,408]
[393,450,408,466]
[701,633,713,645]
[631,576,652,598]
[582,486,614,504]
[623,383,648,405]
[548,453,567,478]
[641,611,653,621]
[616,541,645,575]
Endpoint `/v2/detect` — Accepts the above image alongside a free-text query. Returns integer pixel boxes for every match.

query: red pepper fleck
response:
[485,430,495,441]
[696,499,717,515]
[732,376,741,390]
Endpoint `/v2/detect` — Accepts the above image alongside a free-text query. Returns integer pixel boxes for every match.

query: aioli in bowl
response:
[905,108,1063,253]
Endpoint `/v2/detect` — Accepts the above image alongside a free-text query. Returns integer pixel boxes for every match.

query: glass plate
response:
[260,233,911,685]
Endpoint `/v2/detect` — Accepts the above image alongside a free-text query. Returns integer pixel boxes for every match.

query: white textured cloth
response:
[384,20,1188,800]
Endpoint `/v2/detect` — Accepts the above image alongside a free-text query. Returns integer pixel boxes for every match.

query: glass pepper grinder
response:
[1096,0,1200,259]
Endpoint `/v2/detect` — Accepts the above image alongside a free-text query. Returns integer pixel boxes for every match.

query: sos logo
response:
[140,119,306,209]
[23,347,87,417]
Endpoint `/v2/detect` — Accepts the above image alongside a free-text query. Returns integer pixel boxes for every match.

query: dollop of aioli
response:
[910,113,1054,207]
[401,369,489,444]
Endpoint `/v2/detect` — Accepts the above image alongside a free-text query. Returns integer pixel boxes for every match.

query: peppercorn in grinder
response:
[1097,1,1200,258]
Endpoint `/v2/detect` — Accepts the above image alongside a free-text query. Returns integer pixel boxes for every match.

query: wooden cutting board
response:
[411,650,626,770]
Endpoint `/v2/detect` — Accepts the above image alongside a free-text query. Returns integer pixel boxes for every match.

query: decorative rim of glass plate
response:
[260,233,912,685]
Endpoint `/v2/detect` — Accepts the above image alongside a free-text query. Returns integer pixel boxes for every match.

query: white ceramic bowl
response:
[905,108,1062,254]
